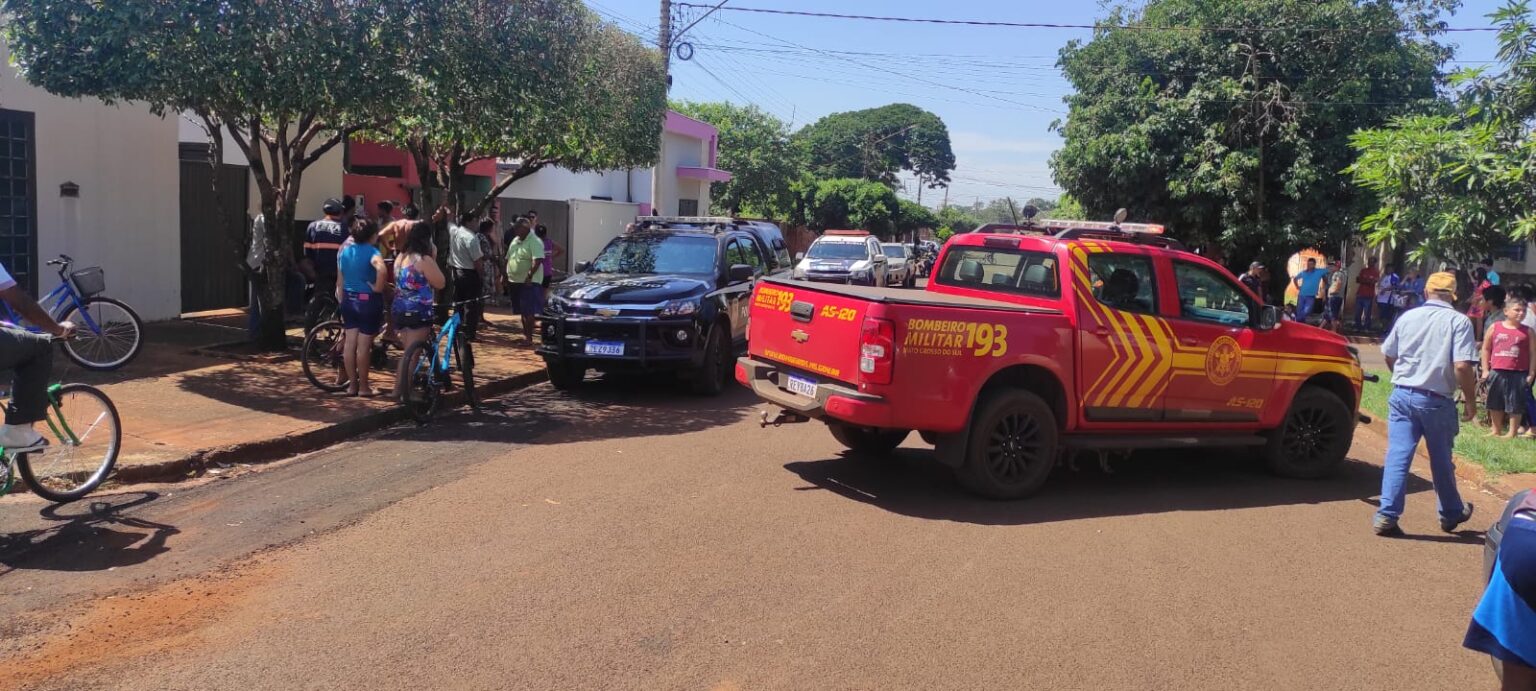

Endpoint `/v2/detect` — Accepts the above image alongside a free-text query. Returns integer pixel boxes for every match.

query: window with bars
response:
[0,110,37,293]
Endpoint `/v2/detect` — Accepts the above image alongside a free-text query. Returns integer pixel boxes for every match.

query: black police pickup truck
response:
[540,216,791,395]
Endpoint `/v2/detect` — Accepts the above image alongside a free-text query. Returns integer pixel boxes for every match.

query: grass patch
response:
[1360,370,1536,476]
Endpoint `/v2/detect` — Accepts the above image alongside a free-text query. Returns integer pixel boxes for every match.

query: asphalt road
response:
[0,377,1500,690]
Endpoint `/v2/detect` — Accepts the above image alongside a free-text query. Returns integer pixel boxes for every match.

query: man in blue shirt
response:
[1292,258,1327,322]
[302,198,347,296]
[0,260,75,452]
[1375,271,1479,536]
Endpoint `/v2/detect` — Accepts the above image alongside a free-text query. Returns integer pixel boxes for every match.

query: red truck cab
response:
[738,220,1365,499]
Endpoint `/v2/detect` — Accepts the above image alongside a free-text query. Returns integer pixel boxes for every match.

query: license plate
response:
[785,374,817,399]
[584,341,625,356]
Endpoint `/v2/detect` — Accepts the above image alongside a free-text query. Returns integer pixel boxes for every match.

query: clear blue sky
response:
[585,0,1510,209]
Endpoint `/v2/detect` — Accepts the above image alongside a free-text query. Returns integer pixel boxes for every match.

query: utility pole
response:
[651,0,673,216]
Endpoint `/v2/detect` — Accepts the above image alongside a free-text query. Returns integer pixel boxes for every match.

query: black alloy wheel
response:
[1263,387,1352,479]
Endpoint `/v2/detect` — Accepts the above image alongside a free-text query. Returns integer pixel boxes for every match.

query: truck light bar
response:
[635,215,737,225]
[1040,218,1166,235]
[823,229,871,236]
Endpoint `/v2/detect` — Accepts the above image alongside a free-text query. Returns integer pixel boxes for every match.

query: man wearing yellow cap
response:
[1375,271,1479,536]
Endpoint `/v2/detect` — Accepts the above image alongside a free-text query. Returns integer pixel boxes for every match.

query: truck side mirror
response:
[1258,304,1280,330]
[794,252,805,261]
[574,261,590,274]
[728,264,755,284]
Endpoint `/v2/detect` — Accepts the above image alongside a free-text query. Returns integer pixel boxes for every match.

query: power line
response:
[675,3,1499,34]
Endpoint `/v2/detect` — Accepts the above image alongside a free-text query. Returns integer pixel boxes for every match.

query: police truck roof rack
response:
[633,215,738,232]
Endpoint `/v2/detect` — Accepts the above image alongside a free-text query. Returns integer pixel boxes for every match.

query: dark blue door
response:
[0,109,37,293]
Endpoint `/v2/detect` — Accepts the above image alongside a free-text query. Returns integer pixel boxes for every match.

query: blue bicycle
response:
[1,255,144,371]
[399,297,481,423]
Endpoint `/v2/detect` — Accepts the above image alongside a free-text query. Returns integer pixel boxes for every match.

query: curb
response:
[1356,410,1521,501]
[110,369,547,486]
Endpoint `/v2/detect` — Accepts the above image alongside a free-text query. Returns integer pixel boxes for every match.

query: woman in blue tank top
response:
[337,219,388,396]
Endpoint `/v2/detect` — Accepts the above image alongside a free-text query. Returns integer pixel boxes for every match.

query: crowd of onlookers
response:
[264,196,564,398]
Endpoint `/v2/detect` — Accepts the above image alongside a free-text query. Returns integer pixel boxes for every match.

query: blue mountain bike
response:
[0,255,144,371]
[399,297,482,423]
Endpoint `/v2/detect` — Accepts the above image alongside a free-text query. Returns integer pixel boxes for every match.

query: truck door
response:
[724,236,764,344]
[1161,259,1274,423]
[1073,248,1170,424]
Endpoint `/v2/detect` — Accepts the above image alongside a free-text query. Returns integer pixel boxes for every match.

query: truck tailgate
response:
[749,281,870,387]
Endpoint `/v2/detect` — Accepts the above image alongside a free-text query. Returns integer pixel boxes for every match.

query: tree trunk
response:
[256,194,291,351]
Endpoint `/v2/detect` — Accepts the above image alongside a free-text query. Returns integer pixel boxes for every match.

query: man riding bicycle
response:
[0,259,75,452]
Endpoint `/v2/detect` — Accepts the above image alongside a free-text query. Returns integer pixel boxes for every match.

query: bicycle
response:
[300,319,395,393]
[400,297,482,423]
[303,283,340,332]
[0,254,144,370]
[0,380,122,503]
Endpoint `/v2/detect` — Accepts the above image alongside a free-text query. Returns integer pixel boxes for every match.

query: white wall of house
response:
[1492,240,1536,278]
[2,45,183,321]
[497,130,714,217]
[569,199,642,267]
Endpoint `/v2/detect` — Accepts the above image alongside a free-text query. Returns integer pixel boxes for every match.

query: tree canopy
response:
[1349,0,1536,261]
[670,101,803,218]
[1050,0,1454,261]
[796,103,956,188]
[798,178,901,236]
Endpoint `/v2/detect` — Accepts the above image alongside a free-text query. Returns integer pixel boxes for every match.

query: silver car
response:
[881,243,917,288]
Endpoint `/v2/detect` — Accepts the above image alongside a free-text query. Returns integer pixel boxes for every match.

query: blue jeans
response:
[1377,387,1466,523]
[1353,297,1373,327]
[1297,295,1317,320]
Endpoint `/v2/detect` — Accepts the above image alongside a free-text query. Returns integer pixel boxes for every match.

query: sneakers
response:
[1441,503,1475,533]
[0,424,48,454]
[1373,517,1404,537]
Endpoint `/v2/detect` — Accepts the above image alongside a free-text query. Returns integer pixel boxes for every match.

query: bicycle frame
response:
[0,383,82,496]
[0,269,103,335]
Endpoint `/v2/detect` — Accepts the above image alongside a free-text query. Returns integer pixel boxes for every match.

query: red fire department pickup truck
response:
[737,220,1366,499]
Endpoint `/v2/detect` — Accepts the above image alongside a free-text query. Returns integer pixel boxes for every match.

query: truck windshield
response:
[936,247,1059,298]
[589,235,718,275]
[806,242,869,260]
[881,244,908,258]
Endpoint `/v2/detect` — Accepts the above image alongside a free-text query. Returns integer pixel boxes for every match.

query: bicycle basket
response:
[70,267,106,297]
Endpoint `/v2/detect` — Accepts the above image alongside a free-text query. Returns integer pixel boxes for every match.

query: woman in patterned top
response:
[392,221,444,399]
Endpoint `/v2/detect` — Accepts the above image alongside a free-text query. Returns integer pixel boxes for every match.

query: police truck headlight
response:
[658,299,700,317]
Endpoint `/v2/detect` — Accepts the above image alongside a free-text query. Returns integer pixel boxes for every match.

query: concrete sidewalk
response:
[44,308,546,486]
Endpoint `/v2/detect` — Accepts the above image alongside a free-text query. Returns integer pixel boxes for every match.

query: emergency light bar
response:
[635,215,736,225]
[1039,218,1166,235]
[822,229,871,237]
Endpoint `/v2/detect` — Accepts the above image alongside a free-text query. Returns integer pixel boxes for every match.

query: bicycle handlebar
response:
[45,254,74,269]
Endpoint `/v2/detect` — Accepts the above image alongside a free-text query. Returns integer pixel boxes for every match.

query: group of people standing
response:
[296,197,562,398]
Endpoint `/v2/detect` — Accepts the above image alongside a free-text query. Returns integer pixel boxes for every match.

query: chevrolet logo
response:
[790,329,809,343]
[595,308,620,317]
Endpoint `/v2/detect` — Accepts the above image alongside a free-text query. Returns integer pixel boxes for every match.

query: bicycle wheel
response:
[400,341,440,423]
[302,320,349,393]
[59,297,144,371]
[455,336,477,410]
[18,383,121,502]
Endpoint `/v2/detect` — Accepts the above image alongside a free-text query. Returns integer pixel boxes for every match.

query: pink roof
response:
[677,166,733,183]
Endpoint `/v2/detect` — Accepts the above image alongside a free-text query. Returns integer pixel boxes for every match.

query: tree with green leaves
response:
[1349,0,1536,261]
[797,103,956,190]
[800,178,901,237]
[384,1,667,220]
[4,0,412,348]
[670,101,804,218]
[1051,0,1453,265]
[895,199,938,238]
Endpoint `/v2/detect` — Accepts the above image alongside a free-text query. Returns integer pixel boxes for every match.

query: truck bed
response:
[762,276,1060,315]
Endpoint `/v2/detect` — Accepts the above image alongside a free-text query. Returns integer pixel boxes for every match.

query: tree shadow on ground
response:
[173,359,375,424]
[380,372,760,446]
[0,491,178,573]
[785,448,1458,529]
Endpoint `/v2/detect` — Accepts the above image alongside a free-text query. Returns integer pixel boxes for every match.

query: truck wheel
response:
[546,360,586,391]
[828,423,909,454]
[957,389,1059,500]
[690,324,730,396]
[1263,387,1353,479]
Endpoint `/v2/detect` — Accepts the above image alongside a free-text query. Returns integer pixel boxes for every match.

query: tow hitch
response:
[760,407,810,428]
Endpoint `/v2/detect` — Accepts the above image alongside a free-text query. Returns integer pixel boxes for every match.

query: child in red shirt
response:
[1482,298,1536,438]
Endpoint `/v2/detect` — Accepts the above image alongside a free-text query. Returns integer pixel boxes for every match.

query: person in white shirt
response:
[0,261,75,451]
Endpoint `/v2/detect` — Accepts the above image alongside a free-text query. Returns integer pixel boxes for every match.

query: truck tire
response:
[546,360,586,391]
[1263,387,1353,479]
[828,423,909,454]
[690,324,731,396]
[956,389,1059,500]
